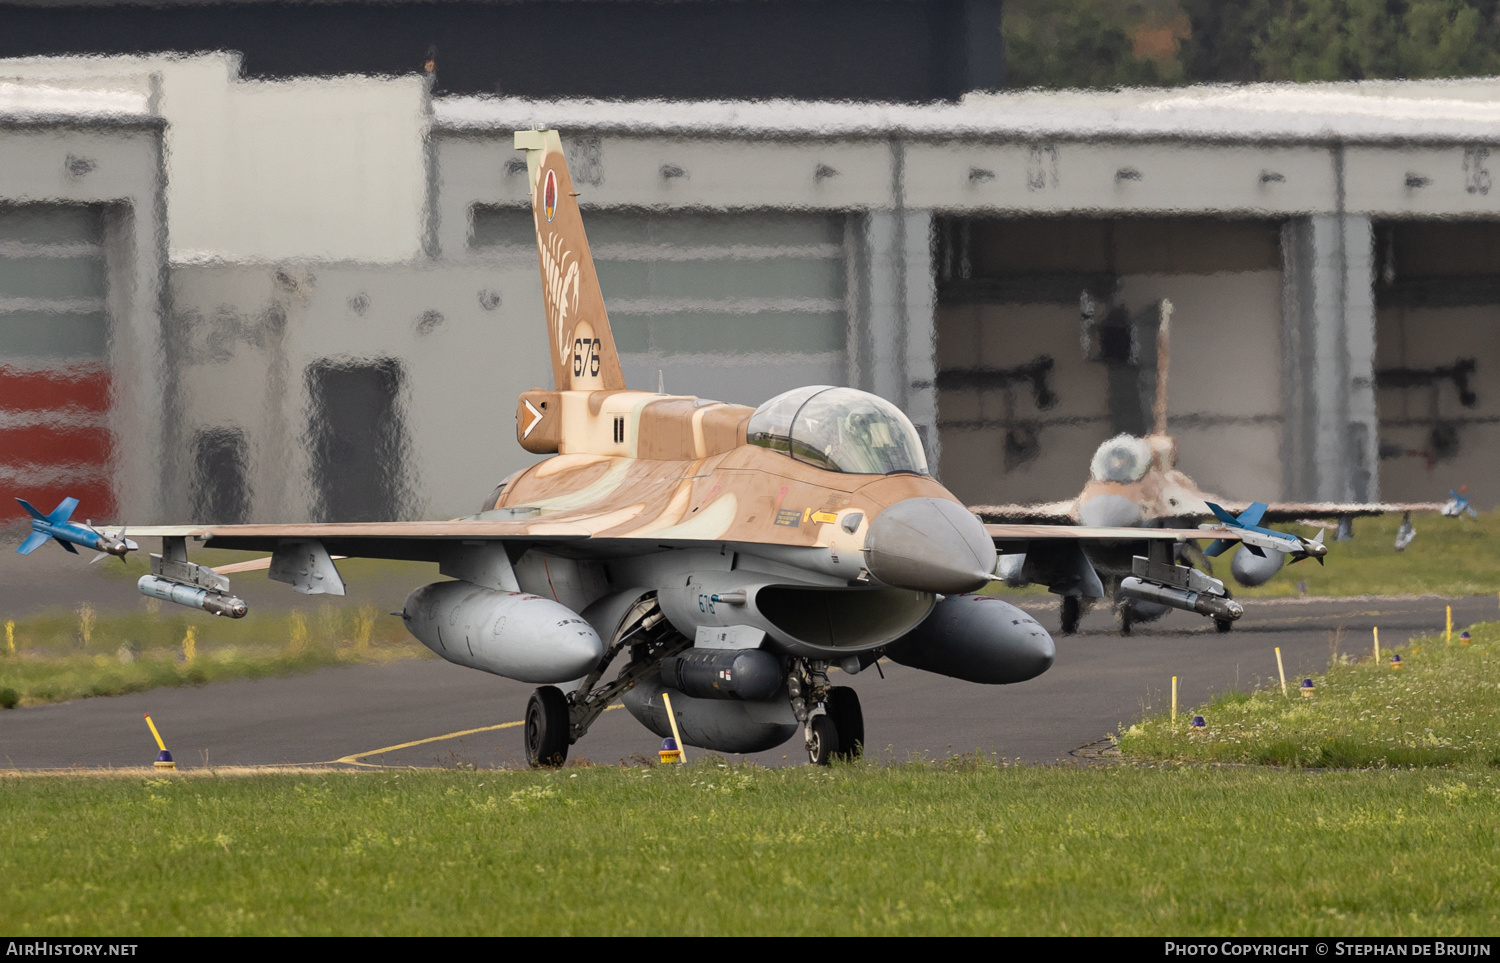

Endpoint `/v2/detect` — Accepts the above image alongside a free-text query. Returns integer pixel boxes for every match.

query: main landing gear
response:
[789,659,864,765]
[1060,595,1082,635]
[525,686,570,768]
[523,592,688,768]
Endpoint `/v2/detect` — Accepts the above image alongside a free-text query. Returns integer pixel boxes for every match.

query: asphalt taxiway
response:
[4,593,1492,772]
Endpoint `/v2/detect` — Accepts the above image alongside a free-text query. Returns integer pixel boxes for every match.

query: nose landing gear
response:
[790,659,865,765]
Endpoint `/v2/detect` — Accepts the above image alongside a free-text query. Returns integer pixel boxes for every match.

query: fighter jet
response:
[1442,486,1478,519]
[973,300,1442,634]
[27,131,1264,767]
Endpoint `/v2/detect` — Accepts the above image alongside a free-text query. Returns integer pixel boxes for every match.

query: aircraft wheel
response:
[826,687,864,761]
[525,686,570,768]
[806,715,839,766]
[1118,608,1134,636]
[1060,595,1081,635]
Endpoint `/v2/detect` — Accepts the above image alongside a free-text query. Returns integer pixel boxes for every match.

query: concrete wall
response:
[170,259,551,521]
[0,120,167,522]
[1,55,429,263]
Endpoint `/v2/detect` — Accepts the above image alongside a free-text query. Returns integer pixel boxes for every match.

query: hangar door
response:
[0,204,113,522]
[470,207,848,405]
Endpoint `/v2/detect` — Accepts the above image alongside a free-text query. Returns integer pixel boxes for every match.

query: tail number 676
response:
[573,338,602,378]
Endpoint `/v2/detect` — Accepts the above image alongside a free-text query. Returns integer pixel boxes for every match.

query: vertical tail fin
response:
[513,129,626,393]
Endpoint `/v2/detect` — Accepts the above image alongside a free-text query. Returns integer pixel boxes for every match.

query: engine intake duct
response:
[754,585,932,650]
[658,575,933,659]
[660,648,784,701]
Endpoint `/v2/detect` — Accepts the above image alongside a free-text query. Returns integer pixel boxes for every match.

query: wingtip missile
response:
[13,497,138,560]
[1203,498,1329,564]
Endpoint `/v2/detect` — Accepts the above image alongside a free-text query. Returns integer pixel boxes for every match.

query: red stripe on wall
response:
[0,367,111,413]
[0,426,113,466]
[1,481,115,523]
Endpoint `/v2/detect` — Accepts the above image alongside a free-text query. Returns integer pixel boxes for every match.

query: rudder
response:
[513,129,627,393]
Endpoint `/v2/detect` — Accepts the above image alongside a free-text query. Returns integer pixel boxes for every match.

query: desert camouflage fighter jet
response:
[39,132,1268,766]
[974,300,1436,635]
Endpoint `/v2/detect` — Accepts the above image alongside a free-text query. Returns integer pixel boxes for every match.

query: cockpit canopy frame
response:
[747,386,929,476]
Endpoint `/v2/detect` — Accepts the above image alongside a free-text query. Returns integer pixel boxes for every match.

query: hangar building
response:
[2,55,1497,523]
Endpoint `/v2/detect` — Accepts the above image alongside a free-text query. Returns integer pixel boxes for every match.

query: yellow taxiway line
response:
[335,704,623,768]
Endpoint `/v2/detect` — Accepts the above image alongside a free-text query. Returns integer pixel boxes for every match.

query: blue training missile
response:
[14,497,138,561]
[1202,501,1328,566]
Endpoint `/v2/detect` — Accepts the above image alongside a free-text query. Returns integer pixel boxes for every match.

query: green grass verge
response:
[3,763,1499,935]
[0,604,424,708]
[1119,621,1500,767]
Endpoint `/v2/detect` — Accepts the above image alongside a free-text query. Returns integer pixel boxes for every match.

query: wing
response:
[969,500,1078,524]
[984,523,1239,542]
[985,523,1244,599]
[1208,500,1447,522]
[127,519,593,562]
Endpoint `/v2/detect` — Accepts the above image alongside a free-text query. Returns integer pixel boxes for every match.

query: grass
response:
[0,603,425,708]
[2,761,1498,935]
[1118,620,1500,768]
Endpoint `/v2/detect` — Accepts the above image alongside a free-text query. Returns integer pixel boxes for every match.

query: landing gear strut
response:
[1060,595,1081,635]
[521,594,689,768]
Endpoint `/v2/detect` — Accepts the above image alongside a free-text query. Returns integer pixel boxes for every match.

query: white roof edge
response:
[0,82,155,122]
[435,79,1500,144]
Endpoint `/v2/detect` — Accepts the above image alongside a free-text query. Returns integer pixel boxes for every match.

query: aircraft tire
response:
[1118,608,1133,636]
[806,715,839,766]
[826,687,864,761]
[525,685,570,768]
[1060,596,1081,635]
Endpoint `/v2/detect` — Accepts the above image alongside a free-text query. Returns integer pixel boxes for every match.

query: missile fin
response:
[47,497,79,524]
[15,498,47,522]
[16,531,52,555]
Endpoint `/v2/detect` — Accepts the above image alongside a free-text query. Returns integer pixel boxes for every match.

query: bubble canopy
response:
[747,386,929,475]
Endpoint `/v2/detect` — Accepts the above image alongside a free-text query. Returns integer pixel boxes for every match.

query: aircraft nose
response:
[1078,493,1145,528]
[863,497,997,594]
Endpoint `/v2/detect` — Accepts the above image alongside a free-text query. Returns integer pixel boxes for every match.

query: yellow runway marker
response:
[144,713,175,770]
[335,704,622,768]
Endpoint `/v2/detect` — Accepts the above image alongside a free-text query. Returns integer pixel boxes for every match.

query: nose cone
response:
[1008,623,1056,683]
[864,497,997,594]
[1078,493,1145,528]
